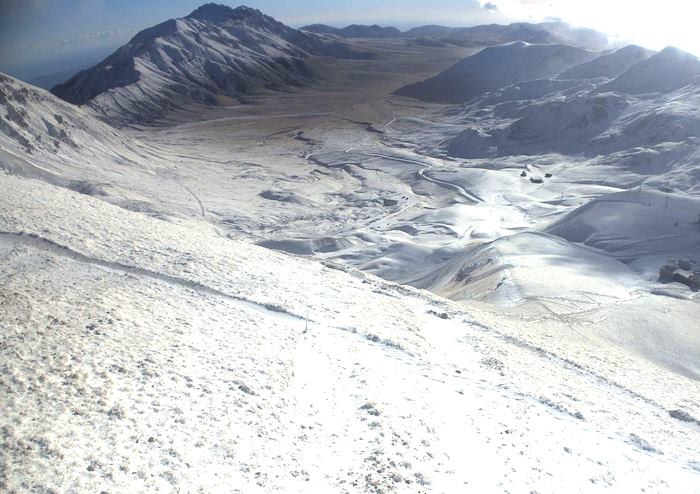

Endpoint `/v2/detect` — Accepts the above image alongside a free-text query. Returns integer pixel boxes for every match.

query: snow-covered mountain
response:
[598,46,700,94]
[395,42,598,103]
[0,72,153,189]
[559,44,654,80]
[394,44,700,195]
[379,40,700,316]
[51,4,370,125]
[2,6,699,492]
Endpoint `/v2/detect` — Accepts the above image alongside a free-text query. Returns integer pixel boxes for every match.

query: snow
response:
[598,46,700,95]
[559,45,654,80]
[395,42,598,103]
[1,174,699,493]
[545,190,700,277]
[413,232,642,304]
[1,13,700,492]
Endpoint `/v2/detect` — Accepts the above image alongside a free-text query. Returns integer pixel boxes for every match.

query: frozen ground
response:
[1,30,699,493]
[1,174,699,493]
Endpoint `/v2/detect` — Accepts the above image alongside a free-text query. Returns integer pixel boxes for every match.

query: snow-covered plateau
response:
[1,4,699,493]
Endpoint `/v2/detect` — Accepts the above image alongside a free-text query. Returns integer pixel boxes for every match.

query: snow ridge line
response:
[1,231,420,356]
[0,231,305,322]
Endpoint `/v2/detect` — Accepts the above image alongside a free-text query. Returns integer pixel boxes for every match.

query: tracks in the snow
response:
[0,231,304,322]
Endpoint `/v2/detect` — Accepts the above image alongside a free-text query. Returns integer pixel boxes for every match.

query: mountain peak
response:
[597,44,700,94]
[186,3,262,23]
[656,45,696,60]
[50,3,367,123]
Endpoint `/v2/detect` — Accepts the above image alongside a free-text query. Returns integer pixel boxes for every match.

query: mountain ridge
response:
[394,41,598,103]
[51,4,373,125]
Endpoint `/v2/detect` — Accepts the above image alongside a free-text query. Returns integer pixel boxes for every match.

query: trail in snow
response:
[0,232,303,323]
[418,168,483,203]
[267,305,700,492]
[177,180,207,219]
[348,149,482,203]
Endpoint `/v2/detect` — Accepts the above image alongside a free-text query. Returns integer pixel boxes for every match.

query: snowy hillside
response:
[2,172,700,492]
[412,232,641,304]
[0,72,155,189]
[559,45,654,80]
[51,4,369,124]
[598,46,700,94]
[2,5,699,492]
[395,42,598,103]
[545,190,700,275]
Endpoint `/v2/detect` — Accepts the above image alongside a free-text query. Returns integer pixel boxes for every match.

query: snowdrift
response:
[412,232,640,304]
[545,190,700,276]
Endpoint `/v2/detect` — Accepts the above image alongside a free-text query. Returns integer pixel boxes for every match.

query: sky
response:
[0,0,698,80]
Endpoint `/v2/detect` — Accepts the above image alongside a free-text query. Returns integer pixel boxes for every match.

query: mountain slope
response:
[395,41,598,103]
[598,46,700,94]
[51,4,364,124]
[545,190,700,272]
[443,70,700,182]
[559,44,654,80]
[0,71,241,225]
[2,172,699,492]
[0,72,152,187]
[402,22,609,50]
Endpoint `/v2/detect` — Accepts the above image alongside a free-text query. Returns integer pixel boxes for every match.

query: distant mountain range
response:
[48,3,616,126]
[390,39,700,196]
[395,40,700,105]
[301,24,402,38]
[394,41,600,103]
[302,21,610,50]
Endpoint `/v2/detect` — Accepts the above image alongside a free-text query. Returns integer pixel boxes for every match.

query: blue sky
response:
[0,0,504,78]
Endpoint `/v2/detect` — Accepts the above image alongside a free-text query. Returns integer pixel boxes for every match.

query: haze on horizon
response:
[1,0,698,82]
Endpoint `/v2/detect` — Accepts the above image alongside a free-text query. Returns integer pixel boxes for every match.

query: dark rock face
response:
[659,259,700,291]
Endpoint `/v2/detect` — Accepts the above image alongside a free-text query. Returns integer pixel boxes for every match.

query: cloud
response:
[0,26,136,58]
[477,0,700,56]
[482,2,499,11]
[59,28,138,47]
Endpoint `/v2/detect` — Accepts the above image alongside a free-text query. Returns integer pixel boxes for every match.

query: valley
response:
[1,4,699,493]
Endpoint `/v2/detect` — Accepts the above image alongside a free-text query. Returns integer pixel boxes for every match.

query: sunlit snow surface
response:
[1,174,699,492]
[1,29,700,492]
